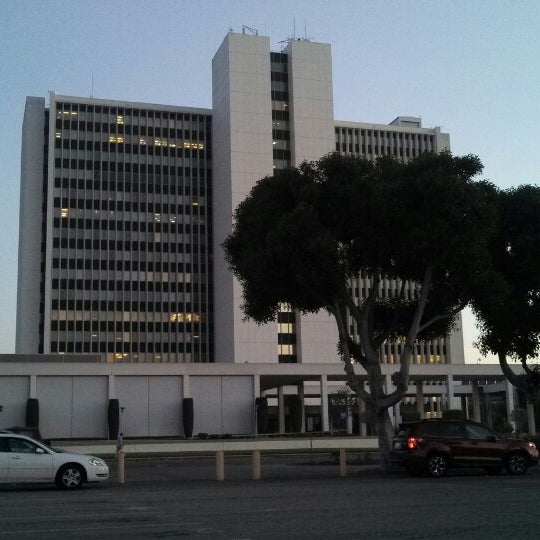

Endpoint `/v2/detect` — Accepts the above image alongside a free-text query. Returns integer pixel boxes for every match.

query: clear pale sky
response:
[1,0,539,362]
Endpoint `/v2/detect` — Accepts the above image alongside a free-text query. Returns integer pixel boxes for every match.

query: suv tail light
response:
[407,437,423,449]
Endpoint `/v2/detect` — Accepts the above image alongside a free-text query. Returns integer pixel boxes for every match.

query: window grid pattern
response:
[46,99,213,363]
[270,52,297,363]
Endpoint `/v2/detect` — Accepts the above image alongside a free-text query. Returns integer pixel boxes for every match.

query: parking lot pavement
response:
[1,458,540,539]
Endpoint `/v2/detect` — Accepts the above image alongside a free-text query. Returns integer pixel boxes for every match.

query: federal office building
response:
[16,31,463,367]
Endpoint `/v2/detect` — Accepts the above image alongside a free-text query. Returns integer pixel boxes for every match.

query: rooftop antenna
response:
[242,25,258,35]
[91,74,94,98]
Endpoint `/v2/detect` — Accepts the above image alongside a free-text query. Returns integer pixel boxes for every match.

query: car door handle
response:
[10,456,22,460]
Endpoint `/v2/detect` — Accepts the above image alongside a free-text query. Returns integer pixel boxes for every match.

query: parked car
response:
[0,433,109,488]
[6,426,48,445]
[391,419,539,477]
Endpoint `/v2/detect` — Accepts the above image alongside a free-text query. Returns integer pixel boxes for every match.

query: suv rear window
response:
[420,422,465,438]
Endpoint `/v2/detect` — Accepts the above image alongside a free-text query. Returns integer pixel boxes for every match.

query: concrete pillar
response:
[278,386,285,433]
[216,450,225,481]
[416,381,424,419]
[117,450,125,484]
[297,382,306,433]
[358,395,367,436]
[108,374,115,399]
[253,375,261,434]
[183,374,190,398]
[505,380,515,429]
[393,401,401,428]
[429,397,435,417]
[527,400,536,436]
[446,374,457,411]
[29,375,37,399]
[339,448,347,477]
[252,450,261,480]
[320,375,329,432]
[385,374,395,428]
[472,382,482,422]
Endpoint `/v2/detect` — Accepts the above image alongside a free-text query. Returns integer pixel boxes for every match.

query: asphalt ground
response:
[1,455,540,539]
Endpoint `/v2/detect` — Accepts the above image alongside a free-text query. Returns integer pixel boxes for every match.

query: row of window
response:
[55,119,206,139]
[56,102,209,121]
[54,159,209,174]
[272,110,290,121]
[52,238,206,254]
[54,176,210,190]
[51,320,204,332]
[51,278,205,293]
[54,197,203,215]
[55,139,207,157]
[336,128,434,141]
[52,259,203,273]
[51,299,207,312]
[337,143,420,157]
[50,341,207,354]
[273,149,291,160]
[53,218,204,234]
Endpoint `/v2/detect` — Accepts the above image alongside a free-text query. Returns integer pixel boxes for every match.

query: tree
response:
[472,185,540,399]
[224,152,497,470]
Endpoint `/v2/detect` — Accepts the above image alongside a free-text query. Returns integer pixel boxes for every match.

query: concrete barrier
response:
[56,436,379,482]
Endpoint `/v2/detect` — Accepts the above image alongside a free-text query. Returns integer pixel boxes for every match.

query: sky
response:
[1,0,539,362]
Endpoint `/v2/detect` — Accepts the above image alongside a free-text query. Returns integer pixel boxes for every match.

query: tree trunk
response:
[375,405,394,472]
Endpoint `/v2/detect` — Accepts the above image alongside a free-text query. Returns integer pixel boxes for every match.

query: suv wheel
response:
[427,453,448,477]
[506,452,528,475]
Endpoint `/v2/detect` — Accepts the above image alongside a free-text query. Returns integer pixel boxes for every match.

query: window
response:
[465,422,498,440]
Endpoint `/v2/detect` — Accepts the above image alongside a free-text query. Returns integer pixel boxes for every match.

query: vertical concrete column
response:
[385,374,395,427]
[527,400,536,436]
[339,449,347,477]
[183,374,190,398]
[29,375,37,399]
[472,382,481,422]
[320,375,329,432]
[216,450,225,481]
[108,374,115,399]
[429,397,435,416]
[297,382,306,433]
[117,451,125,484]
[278,386,285,433]
[358,393,367,436]
[446,374,456,411]
[505,380,515,428]
[416,381,424,419]
[253,374,261,434]
[252,450,261,480]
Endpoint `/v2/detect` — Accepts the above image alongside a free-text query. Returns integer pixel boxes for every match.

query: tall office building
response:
[17,96,213,362]
[17,31,464,365]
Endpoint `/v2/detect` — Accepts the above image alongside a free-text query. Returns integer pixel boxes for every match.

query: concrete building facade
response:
[17,31,461,369]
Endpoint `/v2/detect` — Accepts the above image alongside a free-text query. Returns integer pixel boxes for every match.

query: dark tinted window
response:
[464,422,498,440]
[0,438,9,452]
[8,437,39,453]
[421,422,465,438]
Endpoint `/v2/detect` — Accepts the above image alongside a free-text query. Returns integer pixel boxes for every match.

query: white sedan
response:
[0,433,109,489]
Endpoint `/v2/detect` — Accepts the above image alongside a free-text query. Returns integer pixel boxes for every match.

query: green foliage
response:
[224,152,496,337]
[472,185,540,396]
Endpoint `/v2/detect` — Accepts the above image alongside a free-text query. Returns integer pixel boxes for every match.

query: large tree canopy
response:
[224,152,498,469]
[472,185,540,398]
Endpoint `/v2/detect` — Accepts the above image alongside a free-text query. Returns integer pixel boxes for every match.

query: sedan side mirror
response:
[35,447,45,454]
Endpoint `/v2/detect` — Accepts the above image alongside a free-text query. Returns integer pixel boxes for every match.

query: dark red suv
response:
[391,419,538,477]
